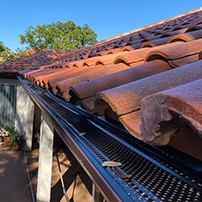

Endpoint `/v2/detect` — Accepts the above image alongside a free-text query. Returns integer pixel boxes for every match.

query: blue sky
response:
[1,0,202,52]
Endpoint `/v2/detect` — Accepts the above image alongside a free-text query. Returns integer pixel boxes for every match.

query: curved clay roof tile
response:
[72,60,87,68]
[153,31,162,36]
[106,48,123,54]
[57,63,130,101]
[141,78,202,145]
[121,46,136,52]
[20,70,35,77]
[96,51,108,56]
[23,69,41,78]
[140,38,149,43]
[28,68,55,80]
[146,39,202,66]
[92,52,123,66]
[168,35,194,43]
[146,37,172,47]
[141,42,156,48]
[70,60,171,102]
[125,39,142,46]
[41,67,83,89]
[172,26,183,31]
[104,44,115,51]
[73,64,79,68]
[48,64,104,95]
[81,57,101,67]
[181,22,191,26]
[82,62,90,67]
[185,25,201,33]
[80,54,90,59]
[92,60,202,139]
[129,33,140,41]
[160,33,172,38]
[31,69,58,85]
[88,52,97,58]
[114,48,151,64]
[95,61,104,66]
[194,18,202,26]
[168,29,202,43]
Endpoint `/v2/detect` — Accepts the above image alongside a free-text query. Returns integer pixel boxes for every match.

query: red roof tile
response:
[48,64,104,95]
[57,63,129,101]
[91,60,202,139]
[141,77,202,145]
[70,60,171,103]
[2,7,202,151]
[146,38,202,67]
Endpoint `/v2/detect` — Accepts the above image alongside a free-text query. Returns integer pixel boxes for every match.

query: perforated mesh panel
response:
[72,118,202,202]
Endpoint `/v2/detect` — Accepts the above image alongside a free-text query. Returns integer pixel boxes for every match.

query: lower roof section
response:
[17,76,202,202]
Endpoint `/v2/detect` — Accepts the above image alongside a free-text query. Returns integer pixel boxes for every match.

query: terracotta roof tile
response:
[185,25,202,33]
[124,42,143,49]
[57,63,129,101]
[70,60,171,104]
[167,29,202,43]
[48,64,104,95]
[40,68,83,89]
[141,77,202,145]
[90,59,202,139]
[146,38,202,67]
[121,45,136,52]
[141,37,171,48]
[21,69,41,79]
[0,49,70,72]
[113,48,152,64]
[194,18,202,26]
[106,47,123,54]
[115,41,183,65]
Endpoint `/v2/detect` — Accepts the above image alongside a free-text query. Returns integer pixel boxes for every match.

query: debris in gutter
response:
[79,132,86,137]
[112,167,132,179]
[102,161,122,167]
[102,161,132,179]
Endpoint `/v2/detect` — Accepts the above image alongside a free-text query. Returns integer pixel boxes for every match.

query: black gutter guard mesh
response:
[72,118,202,202]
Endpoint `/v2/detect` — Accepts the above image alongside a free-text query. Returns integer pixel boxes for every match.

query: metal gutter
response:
[17,76,202,202]
[17,76,124,202]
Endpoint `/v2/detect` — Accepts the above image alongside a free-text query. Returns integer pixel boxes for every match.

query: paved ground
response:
[0,145,32,202]
[0,137,92,202]
[26,145,92,202]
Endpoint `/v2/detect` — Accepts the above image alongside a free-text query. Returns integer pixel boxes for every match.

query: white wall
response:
[14,83,35,151]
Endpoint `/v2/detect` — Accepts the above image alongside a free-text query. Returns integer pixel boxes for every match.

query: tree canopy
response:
[18,21,98,51]
[0,41,5,52]
[0,41,25,64]
[0,48,25,64]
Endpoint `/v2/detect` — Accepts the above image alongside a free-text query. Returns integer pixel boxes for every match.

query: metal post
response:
[92,183,105,202]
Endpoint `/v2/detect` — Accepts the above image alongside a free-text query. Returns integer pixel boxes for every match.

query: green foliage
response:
[18,21,98,51]
[0,41,5,52]
[5,123,16,138]
[5,123,26,148]
[0,48,25,64]
[11,133,27,148]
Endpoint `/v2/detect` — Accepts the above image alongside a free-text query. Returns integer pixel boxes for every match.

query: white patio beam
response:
[36,112,54,202]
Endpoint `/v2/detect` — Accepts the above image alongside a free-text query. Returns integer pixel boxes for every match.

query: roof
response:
[1,7,202,159]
